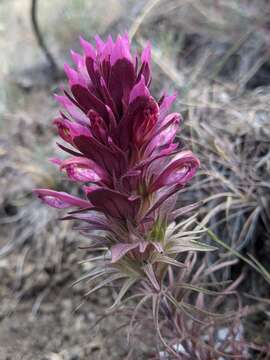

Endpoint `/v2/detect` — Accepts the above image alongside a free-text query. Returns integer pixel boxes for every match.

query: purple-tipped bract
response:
[34,33,199,273]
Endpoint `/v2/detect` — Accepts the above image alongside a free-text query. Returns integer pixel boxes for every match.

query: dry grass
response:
[133,0,270,286]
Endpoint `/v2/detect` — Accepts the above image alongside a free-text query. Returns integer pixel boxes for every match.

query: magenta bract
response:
[34,33,199,264]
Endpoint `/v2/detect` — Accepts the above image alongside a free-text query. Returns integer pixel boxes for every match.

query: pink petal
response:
[70,50,83,67]
[140,42,151,85]
[100,35,114,61]
[132,96,159,146]
[33,189,90,209]
[79,36,96,59]
[110,35,132,66]
[54,95,89,125]
[64,63,86,88]
[111,243,138,263]
[60,156,108,183]
[159,93,177,120]
[141,42,151,65]
[83,185,101,195]
[70,50,89,82]
[95,35,105,54]
[147,112,180,153]
[53,118,91,145]
[63,211,110,232]
[129,76,150,104]
[150,151,200,192]
[64,168,99,183]
[49,157,62,166]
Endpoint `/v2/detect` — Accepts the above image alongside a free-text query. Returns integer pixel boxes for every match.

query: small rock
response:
[36,271,50,287]
[74,315,85,331]
[43,353,63,360]
[69,346,84,360]
[62,299,72,311]
[0,259,9,268]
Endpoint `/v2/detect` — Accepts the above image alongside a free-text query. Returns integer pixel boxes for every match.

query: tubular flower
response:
[34,33,201,291]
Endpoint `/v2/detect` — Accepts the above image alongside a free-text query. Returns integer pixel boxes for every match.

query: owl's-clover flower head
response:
[34,33,200,290]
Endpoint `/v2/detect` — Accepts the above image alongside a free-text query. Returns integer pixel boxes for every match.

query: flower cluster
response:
[34,33,200,291]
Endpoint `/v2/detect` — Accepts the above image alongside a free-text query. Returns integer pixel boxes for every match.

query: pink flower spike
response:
[34,33,201,297]
[33,189,90,209]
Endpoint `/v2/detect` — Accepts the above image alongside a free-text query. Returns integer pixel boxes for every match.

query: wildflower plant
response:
[33,33,244,356]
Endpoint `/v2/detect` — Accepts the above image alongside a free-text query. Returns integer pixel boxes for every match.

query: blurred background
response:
[0,0,270,359]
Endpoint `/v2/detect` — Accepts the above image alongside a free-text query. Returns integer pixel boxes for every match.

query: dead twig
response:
[31,0,59,75]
